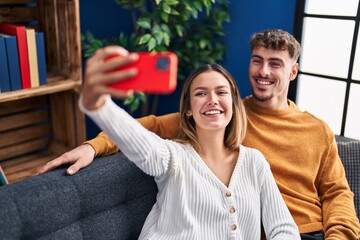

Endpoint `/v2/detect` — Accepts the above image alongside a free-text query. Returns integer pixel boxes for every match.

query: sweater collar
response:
[243,96,299,117]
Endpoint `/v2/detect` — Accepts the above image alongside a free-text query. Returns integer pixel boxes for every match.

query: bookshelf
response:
[0,0,86,183]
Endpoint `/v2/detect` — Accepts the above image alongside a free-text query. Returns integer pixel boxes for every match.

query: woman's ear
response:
[186,110,192,118]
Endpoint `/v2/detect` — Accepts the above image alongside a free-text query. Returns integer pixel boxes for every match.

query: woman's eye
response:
[195,92,206,96]
[217,91,228,95]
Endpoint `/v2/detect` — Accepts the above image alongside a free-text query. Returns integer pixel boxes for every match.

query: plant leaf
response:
[139,34,152,45]
[123,95,134,105]
[137,18,151,29]
[194,2,202,11]
[166,0,179,5]
[154,32,163,45]
[163,33,170,46]
[199,39,208,49]
[137,92,146,102]
[130,98,140,112]
[162,3,171,14]
[148,37,157,51]
[160,12,169,22]
[175,25,184,37]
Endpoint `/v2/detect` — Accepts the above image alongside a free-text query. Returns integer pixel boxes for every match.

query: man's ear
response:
[290,63,299,81]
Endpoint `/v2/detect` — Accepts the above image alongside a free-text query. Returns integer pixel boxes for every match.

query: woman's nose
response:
[207,93,218,105]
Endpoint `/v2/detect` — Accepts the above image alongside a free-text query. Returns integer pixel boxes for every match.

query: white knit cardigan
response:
[80,96,300,240]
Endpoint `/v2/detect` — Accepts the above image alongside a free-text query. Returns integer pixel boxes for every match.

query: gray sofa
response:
[0,138,359,240]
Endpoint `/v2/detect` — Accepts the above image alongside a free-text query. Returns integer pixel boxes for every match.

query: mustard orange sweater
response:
[85,96,360,239]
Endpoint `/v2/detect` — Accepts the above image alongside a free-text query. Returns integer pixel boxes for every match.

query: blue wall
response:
[80,0,297,139]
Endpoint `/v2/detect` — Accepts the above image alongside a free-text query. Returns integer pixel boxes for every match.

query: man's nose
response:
[259,63,270,77]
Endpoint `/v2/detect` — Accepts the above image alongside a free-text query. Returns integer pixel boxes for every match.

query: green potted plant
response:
[82,0,230,115]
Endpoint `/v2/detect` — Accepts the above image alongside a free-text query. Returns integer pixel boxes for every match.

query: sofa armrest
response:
[337,140,360,219]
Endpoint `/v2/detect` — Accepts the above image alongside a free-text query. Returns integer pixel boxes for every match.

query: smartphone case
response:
[108,52,178,94]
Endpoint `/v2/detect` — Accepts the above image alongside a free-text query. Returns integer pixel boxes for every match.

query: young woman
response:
[79,46,300,239]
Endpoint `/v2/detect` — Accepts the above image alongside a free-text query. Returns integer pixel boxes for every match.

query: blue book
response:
[0,165,8,186]
[0,37,11,93]
[0,33,22,91]
[35,32,47,85]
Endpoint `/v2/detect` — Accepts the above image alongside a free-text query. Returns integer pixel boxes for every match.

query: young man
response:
[39,29,360,239]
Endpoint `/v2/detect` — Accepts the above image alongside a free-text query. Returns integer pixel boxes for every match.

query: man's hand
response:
[38,144,96,175]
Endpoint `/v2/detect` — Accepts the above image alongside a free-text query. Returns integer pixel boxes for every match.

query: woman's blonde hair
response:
[177,64,247,151]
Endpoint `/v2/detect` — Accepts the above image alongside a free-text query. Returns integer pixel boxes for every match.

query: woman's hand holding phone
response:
[81,46,178,111]
[81,46,139,111]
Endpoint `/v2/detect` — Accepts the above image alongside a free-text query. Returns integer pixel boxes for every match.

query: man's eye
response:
[270,62,281,67]
[251,58,263,64]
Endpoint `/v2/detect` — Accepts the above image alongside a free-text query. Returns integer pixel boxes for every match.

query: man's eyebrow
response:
[269,57,284,62]
[251,54,263,59]
[251,54,284,64]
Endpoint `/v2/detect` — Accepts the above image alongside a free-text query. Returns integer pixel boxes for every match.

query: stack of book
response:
[0,23,47,93]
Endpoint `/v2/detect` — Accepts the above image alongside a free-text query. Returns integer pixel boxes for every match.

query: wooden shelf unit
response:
[0,0,86,183]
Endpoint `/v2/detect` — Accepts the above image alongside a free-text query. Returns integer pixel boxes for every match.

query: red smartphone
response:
[107,52,178,94]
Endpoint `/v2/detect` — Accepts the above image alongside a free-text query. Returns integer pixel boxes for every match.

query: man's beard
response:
[252,90,273,102]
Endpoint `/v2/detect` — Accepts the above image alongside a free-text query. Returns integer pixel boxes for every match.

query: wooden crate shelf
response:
[1,150,56,183]
[0,0,85,183]
[0,78,82,102]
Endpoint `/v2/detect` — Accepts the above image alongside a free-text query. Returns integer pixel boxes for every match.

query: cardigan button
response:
[229,207,236,213]
[225,192,232,197]
[231,224,237,231]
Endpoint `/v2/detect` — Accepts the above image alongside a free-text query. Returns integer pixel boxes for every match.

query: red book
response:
[0,23,31,89]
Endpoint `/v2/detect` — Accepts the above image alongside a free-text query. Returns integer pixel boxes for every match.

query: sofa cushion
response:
[0,152,158,240]
[337,140,360,219]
